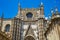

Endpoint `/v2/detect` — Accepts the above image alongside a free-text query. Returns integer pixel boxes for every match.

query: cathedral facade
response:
[0,2,60,40]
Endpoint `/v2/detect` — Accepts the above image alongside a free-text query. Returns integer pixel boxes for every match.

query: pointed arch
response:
[5,24,10,32]
[24,36,35,40]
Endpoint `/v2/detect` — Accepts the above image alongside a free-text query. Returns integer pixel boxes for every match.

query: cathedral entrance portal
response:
[24,36,35,40]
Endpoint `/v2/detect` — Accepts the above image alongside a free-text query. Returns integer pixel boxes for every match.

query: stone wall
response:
[0,31,10,40]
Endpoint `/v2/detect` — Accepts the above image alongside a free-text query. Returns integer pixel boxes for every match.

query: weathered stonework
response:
[0,2,60,40]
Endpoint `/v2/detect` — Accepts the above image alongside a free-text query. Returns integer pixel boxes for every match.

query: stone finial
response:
[41,2,43,6]
[55,7,58,14]
[48,14,51,19]
[38,2,43,8]
[51,9,54,16]
[51,9,53,13]
[40,2,44,7]
[55,7,58,12]
[18,1,21,10]
[18,0,20,7]
[40,2,44,9]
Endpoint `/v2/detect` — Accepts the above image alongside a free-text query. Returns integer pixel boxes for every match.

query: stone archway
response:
[24,36,35,40]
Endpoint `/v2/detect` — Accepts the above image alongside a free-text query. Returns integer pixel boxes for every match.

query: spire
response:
[55,7,58,12]
[40,2,44,16]
[40,2,44,7]
[40,2,44,10]
[41,2,43,6]
[55,7,58,14]
[16,0,22,18]
[1,12,4,19]
[48,14,51,20]
[18,0,21,10]
[51,9,54,16]
[18,1,21,10]
[51,9,53,13]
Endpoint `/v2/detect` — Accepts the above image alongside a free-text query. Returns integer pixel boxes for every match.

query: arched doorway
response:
[24,36,35,40]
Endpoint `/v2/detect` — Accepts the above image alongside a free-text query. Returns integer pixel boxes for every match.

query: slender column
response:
[38,19,46,40]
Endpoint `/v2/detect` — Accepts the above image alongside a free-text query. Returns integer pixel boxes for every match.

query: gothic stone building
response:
[0,3,60,40]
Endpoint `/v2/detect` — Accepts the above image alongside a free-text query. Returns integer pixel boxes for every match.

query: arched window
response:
[5,24,10,32]
[26,12,33,18]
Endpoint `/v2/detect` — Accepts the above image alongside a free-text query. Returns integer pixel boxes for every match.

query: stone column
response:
[38,19,45,40]
[12,18,21,40]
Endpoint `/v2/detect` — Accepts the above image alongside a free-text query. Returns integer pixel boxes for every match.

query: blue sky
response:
[0,0,60,18]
